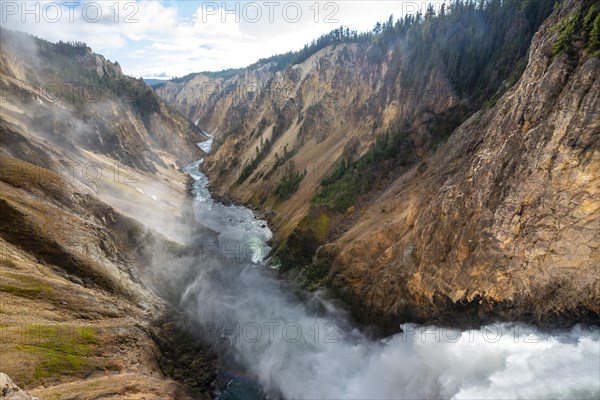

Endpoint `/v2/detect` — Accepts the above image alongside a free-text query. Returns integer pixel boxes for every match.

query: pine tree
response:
[553,10,580,56]
[590,14,600,51]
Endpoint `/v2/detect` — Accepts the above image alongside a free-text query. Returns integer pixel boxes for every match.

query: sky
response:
[2,1,445,79]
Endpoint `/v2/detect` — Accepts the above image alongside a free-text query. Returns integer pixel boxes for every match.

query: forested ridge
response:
[309,0,558,212]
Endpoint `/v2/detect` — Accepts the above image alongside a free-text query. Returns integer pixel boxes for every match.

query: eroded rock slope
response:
[1,30,214,398]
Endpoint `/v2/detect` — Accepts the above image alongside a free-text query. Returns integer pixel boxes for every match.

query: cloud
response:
[2,1,447,78]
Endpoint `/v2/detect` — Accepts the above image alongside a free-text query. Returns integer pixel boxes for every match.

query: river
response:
[181,135,600,399]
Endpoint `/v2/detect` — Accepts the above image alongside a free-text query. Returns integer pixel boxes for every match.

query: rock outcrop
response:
[1,373,38,400]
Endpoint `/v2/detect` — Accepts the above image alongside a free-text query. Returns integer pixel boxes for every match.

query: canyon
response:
[157,0,599,331]
[0,0,599,398]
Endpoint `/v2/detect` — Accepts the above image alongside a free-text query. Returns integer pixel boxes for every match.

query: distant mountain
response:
[144,78,170,87]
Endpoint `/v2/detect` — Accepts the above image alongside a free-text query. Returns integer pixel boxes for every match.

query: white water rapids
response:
[181,135,600,400]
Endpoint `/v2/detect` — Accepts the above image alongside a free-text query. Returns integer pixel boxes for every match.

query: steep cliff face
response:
[157,0,598,330]
[326,0,600,328]
[1,31,214,398]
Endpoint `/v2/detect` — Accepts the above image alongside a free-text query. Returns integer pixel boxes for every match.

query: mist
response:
[4,28,596,400]
[175,137,600,399]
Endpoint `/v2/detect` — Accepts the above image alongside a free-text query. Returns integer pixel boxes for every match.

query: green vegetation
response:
[552,3,600,56]
[315,214,330,241]
[237,136,273,183]
[586,5,600,51]
[591,14,600,51]
[275,163,306,200]
[312,107,465,212]
[397,0,555,105]
[553,9,581,55]
[584,4,599,31]
[313,168,365,213]
[17,325,98,380]
[288,26,359,66]
[0,273,53,299]
[297,252,332,291]
[237,113,293,183]
[313,127,414,212]
[264,144,296,180]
